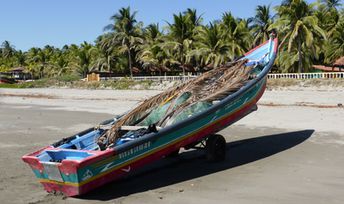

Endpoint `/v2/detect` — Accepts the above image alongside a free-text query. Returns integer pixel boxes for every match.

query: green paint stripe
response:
[38,80,265,186]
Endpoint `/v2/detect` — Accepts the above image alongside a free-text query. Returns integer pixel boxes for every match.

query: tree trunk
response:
[107,55,110,72]
[127,48,133,78]
[297,38,303,73]
[40,65,44,79]
[180,44,185,76]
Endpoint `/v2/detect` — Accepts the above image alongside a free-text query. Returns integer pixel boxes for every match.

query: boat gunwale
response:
[110,38,278,155]
[36,83,267,190]
[22,38,278,169]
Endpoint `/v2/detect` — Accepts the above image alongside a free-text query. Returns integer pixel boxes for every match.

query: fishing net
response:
[164,101,213,126]
[97,59,254,148]
[138,92,191,126]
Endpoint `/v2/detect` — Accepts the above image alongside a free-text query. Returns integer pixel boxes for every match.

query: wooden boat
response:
[22,36,278,196]
[0,75,16,84]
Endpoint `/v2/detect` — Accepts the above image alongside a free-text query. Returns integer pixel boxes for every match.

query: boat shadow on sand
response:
[79,129,314,201]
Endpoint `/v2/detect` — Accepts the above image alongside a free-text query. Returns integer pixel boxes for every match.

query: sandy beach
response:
[0,87,343,204]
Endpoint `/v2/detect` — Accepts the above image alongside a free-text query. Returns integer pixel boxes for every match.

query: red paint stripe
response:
[73,82,267,196]
[41,182,79,196]
[23,38,276,172]
[244,41,269,56]
[27,80,268,196]
[273,38,278,53]
[244,38,278,56]
[38,82,266,197]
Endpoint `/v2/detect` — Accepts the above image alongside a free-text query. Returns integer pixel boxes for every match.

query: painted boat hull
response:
[22,38,278,196]
[0,76,16,84]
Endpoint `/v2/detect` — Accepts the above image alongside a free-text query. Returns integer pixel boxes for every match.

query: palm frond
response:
[98,58,253,147]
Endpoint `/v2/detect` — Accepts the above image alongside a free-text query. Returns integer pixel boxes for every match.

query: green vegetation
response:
[267,78,344,88]
[0,77,154,89]
[0,0,343,79]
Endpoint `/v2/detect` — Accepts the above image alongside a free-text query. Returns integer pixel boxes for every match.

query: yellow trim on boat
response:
[39,179,80,187]
[40,81,265,188]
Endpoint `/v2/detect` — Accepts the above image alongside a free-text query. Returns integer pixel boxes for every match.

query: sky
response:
[0,0,316,51]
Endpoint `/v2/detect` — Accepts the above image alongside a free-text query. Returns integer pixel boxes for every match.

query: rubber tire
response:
[206,134,226,162]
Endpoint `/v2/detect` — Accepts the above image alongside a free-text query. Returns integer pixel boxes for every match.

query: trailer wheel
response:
[206,134,226,162]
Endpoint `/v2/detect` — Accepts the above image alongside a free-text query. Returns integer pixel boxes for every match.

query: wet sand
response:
[0,88,343,204]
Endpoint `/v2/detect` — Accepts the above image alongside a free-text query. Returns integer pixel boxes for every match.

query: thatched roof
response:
[98,59,251,147]
[10,67,26,72]
[334,57,344,66]
[313,56,344,72]
[132,67,141,74]
[312,65,344,72]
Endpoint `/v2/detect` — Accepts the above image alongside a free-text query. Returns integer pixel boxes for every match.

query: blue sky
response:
[0,0,316,51]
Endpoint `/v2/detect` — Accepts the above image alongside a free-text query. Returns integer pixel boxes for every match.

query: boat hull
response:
[23,37,278,196]
[0,76,16,84]
[25,78,267,196]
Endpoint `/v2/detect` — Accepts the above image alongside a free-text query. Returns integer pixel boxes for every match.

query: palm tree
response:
[163,9,203,75]
[96,33,129,73]
[104,7,143,78]
[188,23,229,68]
[94,35,112,72]
[29,48,50,78]
[15,50,26,67]
[25,47,40,77]
[137,24,169,74]
[325,21,344,63]
[321,0,341,10]
[277,42,320,72]
[51,50,70,76]
[164,13,191,75]
[73,42,96,77]
[144,23,162,42]
[1,41,16,61]
[271,0,326,72]
[316,0,342,37]
[249,5,274,46]
[220,12,252,60]
[184,8,203,38]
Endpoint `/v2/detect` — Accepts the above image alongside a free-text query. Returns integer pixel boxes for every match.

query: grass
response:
[0,83,19,88]
[0,77,154,90]
[1,77,343,90]
[267,78,344,88]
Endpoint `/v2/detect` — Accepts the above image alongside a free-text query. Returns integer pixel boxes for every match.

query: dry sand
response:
[0,87,343,204]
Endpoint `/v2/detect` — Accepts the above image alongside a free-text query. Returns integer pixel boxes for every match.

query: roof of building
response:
[313,57,344,72]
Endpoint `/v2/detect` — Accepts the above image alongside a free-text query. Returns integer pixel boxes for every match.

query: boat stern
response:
[22,147,94,196]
